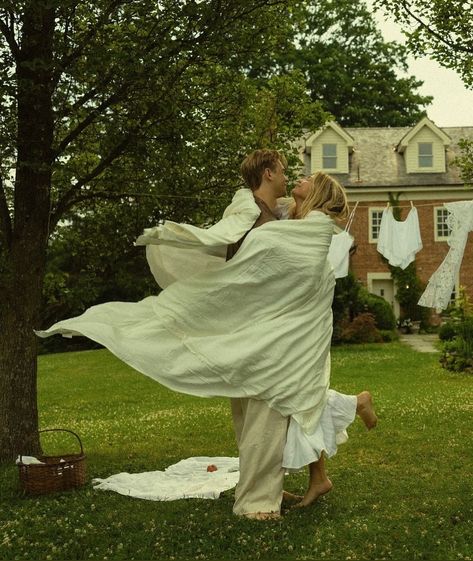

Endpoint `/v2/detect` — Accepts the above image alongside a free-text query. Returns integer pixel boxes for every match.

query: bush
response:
[438,322,457,342]
[379,329,400,342]
[357,288,397,330]
[339,312,383,344]
[439,316,473,374]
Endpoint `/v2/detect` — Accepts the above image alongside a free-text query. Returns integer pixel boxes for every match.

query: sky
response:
[367,2,473,127]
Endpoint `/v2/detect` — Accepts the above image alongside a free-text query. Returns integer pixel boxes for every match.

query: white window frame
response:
[434,206,451,241]
[322,143,337,169]
[369,207,385,244]
[449,280,459,306]
[418,142,433,168]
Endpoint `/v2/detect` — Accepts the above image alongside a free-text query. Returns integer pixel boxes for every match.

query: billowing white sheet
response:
[37,196,335,434]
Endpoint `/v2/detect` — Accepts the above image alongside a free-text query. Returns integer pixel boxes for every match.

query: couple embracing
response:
[37,149,377,520]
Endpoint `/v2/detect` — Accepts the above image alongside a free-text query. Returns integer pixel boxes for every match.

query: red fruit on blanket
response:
[206,464,218,472]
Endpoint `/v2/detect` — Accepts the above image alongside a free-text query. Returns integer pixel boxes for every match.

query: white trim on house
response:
[367,272,400,318]
[450,275,460,306]
[368,207,385,243]
[305,121,354,148]
[434,206,451,242]
[344,186,473,203]
[396,116,451,152]
[305,121,354,175]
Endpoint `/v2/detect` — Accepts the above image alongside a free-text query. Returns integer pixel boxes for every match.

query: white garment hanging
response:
[327,202,358,279]
[377,205,422,269]
[419,200,473,311]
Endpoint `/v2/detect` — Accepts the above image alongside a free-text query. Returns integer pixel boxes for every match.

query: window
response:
[418,142,433,168]
[322,143,337,169]
[449,286,457,306]
[369,209,384,243]
[435,207,451,241]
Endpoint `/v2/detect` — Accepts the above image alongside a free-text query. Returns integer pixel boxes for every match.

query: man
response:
[226,149,290,520]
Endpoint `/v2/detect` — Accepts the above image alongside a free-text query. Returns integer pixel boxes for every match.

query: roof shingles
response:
[306,126,473,188]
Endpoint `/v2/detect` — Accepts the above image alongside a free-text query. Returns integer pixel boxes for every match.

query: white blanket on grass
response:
[36,192,335,434]
[92,457,240,501]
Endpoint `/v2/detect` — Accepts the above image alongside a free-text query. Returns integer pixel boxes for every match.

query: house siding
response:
[404,126,446,173]
[311,128,349,174]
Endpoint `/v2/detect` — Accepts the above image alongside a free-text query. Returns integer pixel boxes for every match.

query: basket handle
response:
[19,428,84,464]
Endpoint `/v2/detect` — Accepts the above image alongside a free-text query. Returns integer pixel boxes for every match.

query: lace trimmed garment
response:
[377,207,423,269]
[419,200,473,311]
[283,389,356,471]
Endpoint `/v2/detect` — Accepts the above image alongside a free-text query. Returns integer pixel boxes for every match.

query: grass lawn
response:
[1,342,472,561]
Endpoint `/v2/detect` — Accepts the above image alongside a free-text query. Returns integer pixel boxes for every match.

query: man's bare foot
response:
[243,512,282,520]
[282,490,303,504]
[356,391,378,430]
[292,479,333,508]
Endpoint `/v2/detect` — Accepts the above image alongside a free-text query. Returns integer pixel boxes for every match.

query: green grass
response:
[1,343,473,561]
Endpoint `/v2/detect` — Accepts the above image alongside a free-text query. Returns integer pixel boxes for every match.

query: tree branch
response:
[0,12,20,61]
[401,0,473,55]
[50,135,133,229]
[52,90,122,160]
[53,0,125,84]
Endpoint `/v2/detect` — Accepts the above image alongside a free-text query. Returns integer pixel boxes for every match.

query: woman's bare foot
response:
[243,512,282,521]
[292,478,333,508]
[282,490,304,504]
[356,391,378,430]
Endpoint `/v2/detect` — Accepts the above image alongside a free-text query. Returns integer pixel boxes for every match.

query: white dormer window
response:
[306,122,354,174]
[418,143,433,168]
[322,144,337,169]
[396,117,450,174]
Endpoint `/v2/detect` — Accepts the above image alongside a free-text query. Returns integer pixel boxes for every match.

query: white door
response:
[371,278,399,317]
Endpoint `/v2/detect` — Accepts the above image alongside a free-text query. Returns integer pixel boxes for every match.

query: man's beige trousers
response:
[231,397,289,515]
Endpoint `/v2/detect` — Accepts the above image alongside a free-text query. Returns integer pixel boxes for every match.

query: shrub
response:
[357,288,397,330]
[439,316,473,374]
[339,312,383,344]
[379,329,400,342]
[438,322,457,342]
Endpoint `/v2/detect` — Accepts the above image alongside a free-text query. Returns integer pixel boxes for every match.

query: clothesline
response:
[347,200,472,209]
[104,192,472,208]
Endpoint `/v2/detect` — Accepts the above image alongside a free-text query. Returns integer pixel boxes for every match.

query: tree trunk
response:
[0,4,55,462]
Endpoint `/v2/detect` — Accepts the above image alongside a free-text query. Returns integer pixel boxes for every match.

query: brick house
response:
[300,117,473,318]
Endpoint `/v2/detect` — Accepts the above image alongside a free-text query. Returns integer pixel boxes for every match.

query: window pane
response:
[436,208,451,238]
[323,144,337,156]
[323,156,337,168]
[418,143,433,155]
[371,210,383,240]
[419,155,433,167]
[418,143,433,167]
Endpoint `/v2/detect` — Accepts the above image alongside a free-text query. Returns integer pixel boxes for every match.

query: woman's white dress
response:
[36,189,356,468]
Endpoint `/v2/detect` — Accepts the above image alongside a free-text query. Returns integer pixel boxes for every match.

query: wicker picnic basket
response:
[18,428,86,495]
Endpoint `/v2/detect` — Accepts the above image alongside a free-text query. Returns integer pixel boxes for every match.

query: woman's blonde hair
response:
[297,171,349,220]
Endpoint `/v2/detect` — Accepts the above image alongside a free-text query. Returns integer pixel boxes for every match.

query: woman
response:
[279,172,377,507]
[37,171,376,504]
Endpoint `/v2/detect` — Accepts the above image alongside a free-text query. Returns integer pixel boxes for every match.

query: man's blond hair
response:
[297,171,349,220]
[240,149,287,191]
